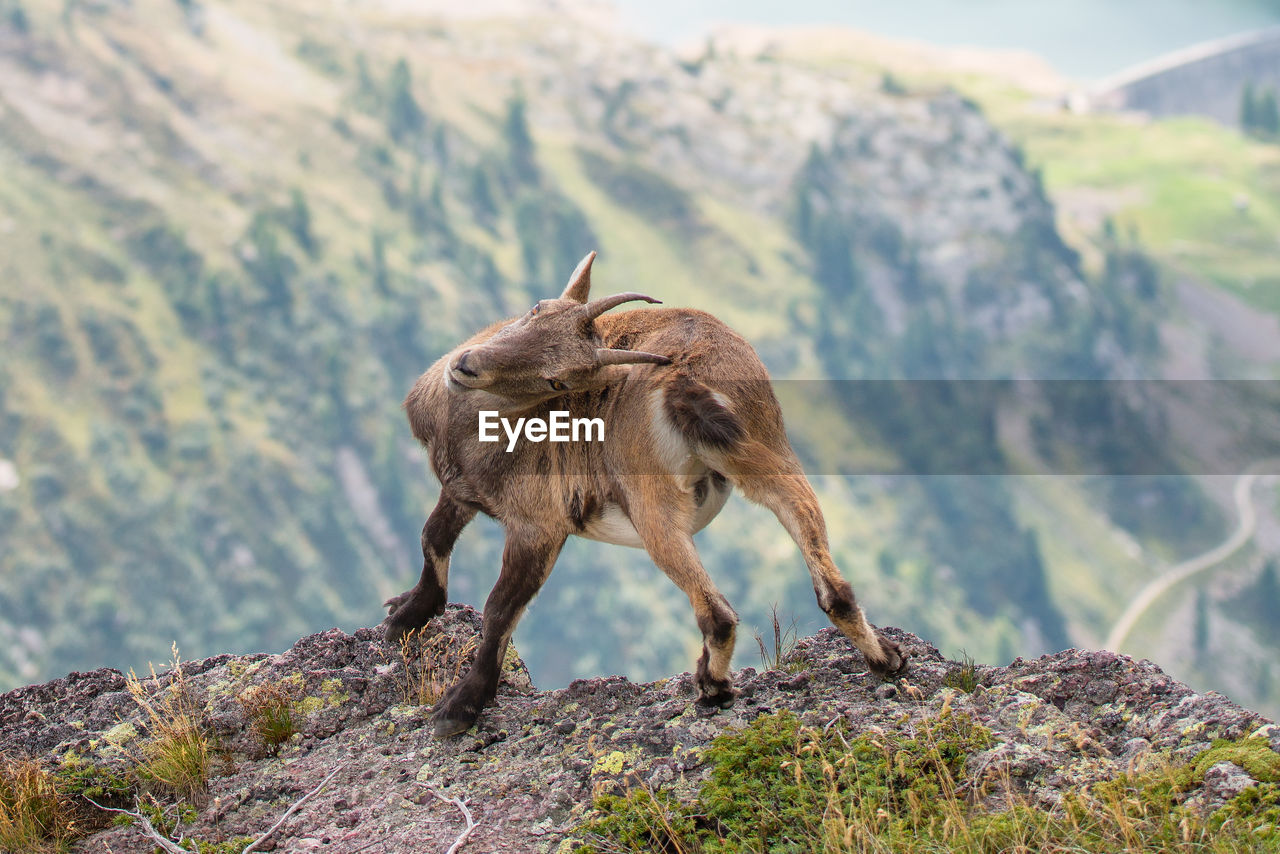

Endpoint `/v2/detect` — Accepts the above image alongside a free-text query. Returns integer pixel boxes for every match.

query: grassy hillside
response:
[730,26,1280,329]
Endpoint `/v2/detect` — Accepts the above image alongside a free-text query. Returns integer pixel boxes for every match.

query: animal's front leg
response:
[384,494,476,643]
[433,526,565,737]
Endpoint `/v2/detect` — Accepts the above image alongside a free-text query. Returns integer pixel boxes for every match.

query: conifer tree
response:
[504,91,539,185]
[370,230,389,295]
[286,188,316,257]
[1258,88,1280,137]
[386,58,424,143]
[354,53,379,112]
[1251,560,1280,644]
[1241,82,1258,132]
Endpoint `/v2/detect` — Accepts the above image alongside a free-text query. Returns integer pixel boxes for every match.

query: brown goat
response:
[385,252,906,736]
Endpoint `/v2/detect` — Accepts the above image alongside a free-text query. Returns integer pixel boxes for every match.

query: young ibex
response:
[385,252,907,736]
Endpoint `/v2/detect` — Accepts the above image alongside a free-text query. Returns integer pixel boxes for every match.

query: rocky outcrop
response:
[522,28,1093,376]
[2,605,1274,853]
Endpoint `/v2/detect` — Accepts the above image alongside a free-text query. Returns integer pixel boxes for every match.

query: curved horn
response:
[596,348,672,366]
[580,291,662,320]
[560,251,597,303]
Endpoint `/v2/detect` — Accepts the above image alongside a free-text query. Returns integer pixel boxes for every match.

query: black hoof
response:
[695,677,738,709]
[696,690,737,710]
[868,635,909,680]
[381,591,445,645]
[381,616,419,646]
[432,682,486,738]
[433,716,475,738]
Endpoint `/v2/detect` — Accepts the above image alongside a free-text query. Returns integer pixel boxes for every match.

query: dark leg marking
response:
[567,489,600,531]
[694,592,738,707]
[817,577,907,679]
[383,495,476,644]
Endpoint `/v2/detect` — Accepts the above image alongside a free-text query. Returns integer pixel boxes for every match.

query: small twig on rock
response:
[82,796,188,854]
[422,786,477,854]
[242,763,346,853]
[137,809,193,854]
[81,796,135,818]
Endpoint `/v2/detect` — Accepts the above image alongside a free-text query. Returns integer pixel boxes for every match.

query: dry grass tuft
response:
[120,644,212,801]
[397,629,476,706]
[238,682,299,755]
[754,604,802,673]
[0,755,78,853]
[942,650,980,693]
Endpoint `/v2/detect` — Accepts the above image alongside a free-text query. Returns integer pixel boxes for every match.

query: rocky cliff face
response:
[2,606,1274,853]
[503,19,1100,378]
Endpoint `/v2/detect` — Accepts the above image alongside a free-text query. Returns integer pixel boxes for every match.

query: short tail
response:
[663,376,745,450]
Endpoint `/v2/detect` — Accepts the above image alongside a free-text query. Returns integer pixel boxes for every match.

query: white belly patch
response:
[577,478,732,549]
[580,504,645,548]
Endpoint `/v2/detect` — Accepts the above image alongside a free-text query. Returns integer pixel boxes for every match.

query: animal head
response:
[445,252,671,409]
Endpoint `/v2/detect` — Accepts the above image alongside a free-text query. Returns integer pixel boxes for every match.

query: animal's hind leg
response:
[625,477,739,707]
[384,494,476,643]
[727,446,906,679]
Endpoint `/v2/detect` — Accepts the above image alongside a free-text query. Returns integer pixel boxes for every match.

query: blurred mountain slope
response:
[1,0,1265,714]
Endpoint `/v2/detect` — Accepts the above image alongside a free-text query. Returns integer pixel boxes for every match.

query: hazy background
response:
[1,0,1279,718]
[613,0,1280,78]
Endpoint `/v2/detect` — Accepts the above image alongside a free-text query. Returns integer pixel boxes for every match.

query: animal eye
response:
[547,379,568,392]
[529,305,540,317]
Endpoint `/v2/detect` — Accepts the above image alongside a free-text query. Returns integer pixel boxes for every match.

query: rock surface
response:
[1,605,1274,853]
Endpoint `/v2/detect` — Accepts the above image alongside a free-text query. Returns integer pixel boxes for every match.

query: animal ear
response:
[560,251,597,303]
[596,348,672,366]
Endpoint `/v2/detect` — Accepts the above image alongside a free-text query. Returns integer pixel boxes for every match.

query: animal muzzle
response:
[448,350,489,389]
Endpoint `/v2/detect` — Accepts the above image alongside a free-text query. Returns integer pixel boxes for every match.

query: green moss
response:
[575,713,1280,854]
[182,836,257,853]
[137,800,254,853]
[52,755,131,805]
[1191,737,1280,783]
[577,710,996,853]
[1094,733,1280,812]
[574,789,695,854]
[1212,782,1280,840]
